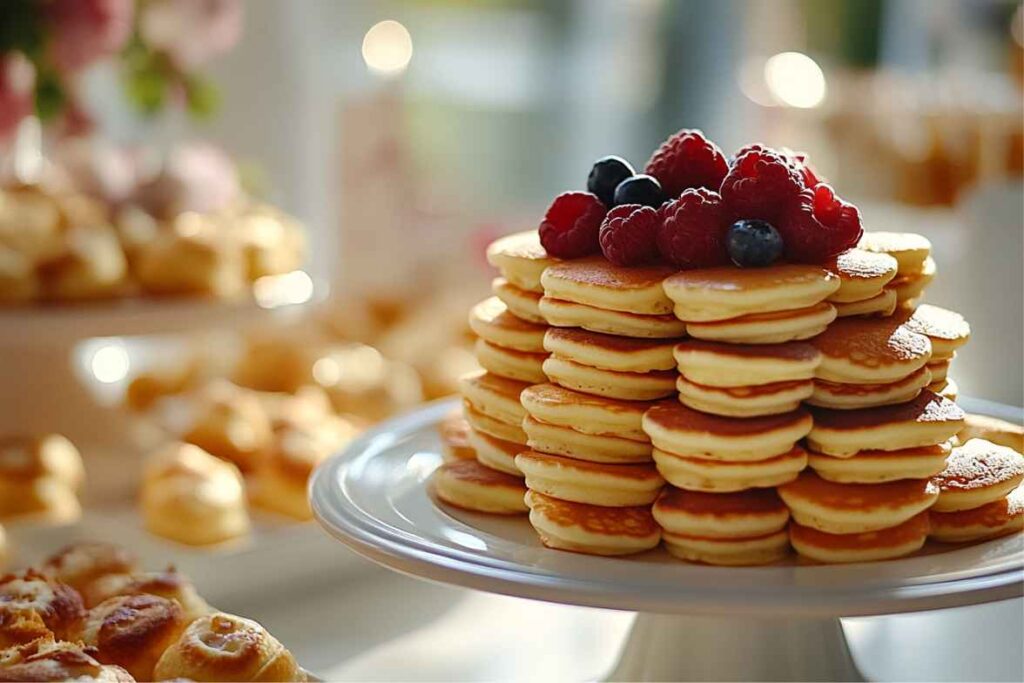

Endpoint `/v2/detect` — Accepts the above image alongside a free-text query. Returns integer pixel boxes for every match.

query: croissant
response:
[39,542,138,598]
[0,636,133,682]
[80,595,186,681]
[152,613,301,682]
[0,571,85,648]
[81,569,211,621]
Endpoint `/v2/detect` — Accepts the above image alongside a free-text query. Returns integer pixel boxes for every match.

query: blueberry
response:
[587,156,635,206]
[727,219,784,268]
[613,174,665,208]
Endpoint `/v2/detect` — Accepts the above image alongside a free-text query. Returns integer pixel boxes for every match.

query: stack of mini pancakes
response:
[859,231,935,310]
[433,231,557,515]
[516,257,687,555]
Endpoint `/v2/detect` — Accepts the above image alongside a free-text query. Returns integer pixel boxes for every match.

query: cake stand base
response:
[607,613,864,682]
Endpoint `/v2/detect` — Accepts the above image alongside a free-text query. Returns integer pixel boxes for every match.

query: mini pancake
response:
[525,490,661,556]
[833,289,898,318]
[663,264,840,322]
[957,414,1023,453]
[515,450,664,507]
[807,391,965,456]
[652,486,790,539]
[438,410,476,462]
[930,485,1023,543]
[899,304,970,358]
[808,366,932,410]
[789,512,929,563]
[653,445,807,493]
[886,257,936,303]
[932,377,958,401]
[825,248,899,303]
[539,297,687,339]
[807,442,951,483]
[492,277,545,324]
[931,439,1024,512]
[542,355,676,401]
[858,231,931,275]
[642,402,812,462]
[463,401,528,445]
[458,371,530,427]
[523,415,651,464]
[519,383,650,441]
[812,317,932,384]
[540,256,675,315]
[469,297,547,352]
[926,359,950,384]
[778,471,939,534]
[673,340,820,387]
[466,429,524,476]
[684,302,837,345]
[544,327,678,373]
[432,460,528,514]
[662,528,790,566]
[475,339,548,384]
[675,375,812,417]
[485,230,557,293]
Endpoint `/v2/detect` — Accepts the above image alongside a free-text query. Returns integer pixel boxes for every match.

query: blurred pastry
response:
[931,439,1024,512]
[80,569,211,621]
[258,385,335,432]
[153,612,302,682]
[135,212,245,298]
[0,247,39,303]
[0,524,7,570]
[0,186,64,264]
[124,363,199,412]
[957,414,1024,453]
[184,381,273,472]
[230,204,306,280]
[0,636,134,682]
[438,410,475,462]
[39,542,137,598]
[114,204,160,266]
[312,344,424,422]
[525,490,660,556]
[0,570,85,647]
[432,459,529,515]
[38,224,128,301]
[80,595,187,681]
[141,443,250,546]
[0,434,83,523]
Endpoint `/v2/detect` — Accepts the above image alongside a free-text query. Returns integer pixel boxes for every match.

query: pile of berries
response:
[537,129,862,269]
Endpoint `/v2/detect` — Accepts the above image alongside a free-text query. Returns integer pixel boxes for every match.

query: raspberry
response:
[599,204,661,266]
[721,148,803,220]
[778,184,863,263]
[656,188,731,269]
[731,144,823,190]
[644,129,727,199]
[538,192,606,259]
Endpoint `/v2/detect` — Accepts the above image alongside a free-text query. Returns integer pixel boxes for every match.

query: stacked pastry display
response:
[0,434,84,524]
[0,541,305,681]
[429,127,1019,565]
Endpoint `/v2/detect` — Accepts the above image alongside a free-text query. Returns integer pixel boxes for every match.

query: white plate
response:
[312,397,1024,618]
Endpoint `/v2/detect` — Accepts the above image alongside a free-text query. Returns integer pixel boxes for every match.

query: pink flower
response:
[133,141,241,218]
[45,0,134,73]
[140,0,243,71]
[0,53,35,142]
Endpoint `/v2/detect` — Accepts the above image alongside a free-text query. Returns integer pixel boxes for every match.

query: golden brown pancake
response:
[523,415,652,464]
[543,355,677,401]
[469,297,548,352]
[858,231,931,275]
[778,471,939,533]
[485,230,557,293]
[789,512,929,563]
[458,370,530,426]
[525,490,661,556]
[515,450,664,506]
[432,459,528,514]
[519,383,651,441]
[474,339,548,384]
[886,257,936,303]
[642,402,812,462]
[808,366,932,410]
[957,414,1024,453]
[463,401,528,445]
[825,248,899,303]
[926,358,951,383]
[673,339,820,387]
[807,390,965,456]
[539,296,688,338]
[541,256,675,315]
[807,442,951,483]
[652,486,789,538]
[663,264,839,322]
[833,288,898,318]
[812,317,932,384]
[544,327,679,373]
[930,485,1023,543]
[675,374,813,417]
[899,304,970,358]
[931,439,1024,512]
[931,377,959,401]
[438,410,476,462]
[684,301,836,344]
[492,277,545,323]
[653,445,807,492]
[466,429,524,476]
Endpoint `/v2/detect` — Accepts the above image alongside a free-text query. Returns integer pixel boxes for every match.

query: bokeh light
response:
[90,343,131,384]
[764,52,827,108]
[362,20,413,76]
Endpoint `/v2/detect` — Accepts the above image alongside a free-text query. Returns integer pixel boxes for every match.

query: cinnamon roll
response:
[81,569,211,621]
[0,636,133,682]
[0,571,85,647]
[80,595,186,681]
[39,543,138,599]
[153,612,301,682]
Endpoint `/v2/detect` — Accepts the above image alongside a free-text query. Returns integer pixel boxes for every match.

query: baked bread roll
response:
[0,434,84,523]
[81,569,211,621]
[135,212,245,298]
[0,571,85,647]
[38,224,128,301]
[39,542,138,598]
[80,594,187,681]
[0,636,133,682]
[141,443,250,546]
[153,612,301,682]
[184,381,273,472]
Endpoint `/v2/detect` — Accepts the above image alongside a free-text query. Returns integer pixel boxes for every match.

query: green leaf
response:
[34,68,65,121]
[184,75,220,120]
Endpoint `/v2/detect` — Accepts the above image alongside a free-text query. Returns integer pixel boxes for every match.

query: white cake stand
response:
[311,397,1024,682]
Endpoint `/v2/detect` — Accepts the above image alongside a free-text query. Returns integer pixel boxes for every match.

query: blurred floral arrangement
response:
[0,0,241,142]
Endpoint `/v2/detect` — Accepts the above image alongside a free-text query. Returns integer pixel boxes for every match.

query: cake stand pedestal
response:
[311,398,1024,682]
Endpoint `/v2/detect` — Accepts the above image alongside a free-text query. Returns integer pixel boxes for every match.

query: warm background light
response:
[362,20,413,76]
[764,51,827,108]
